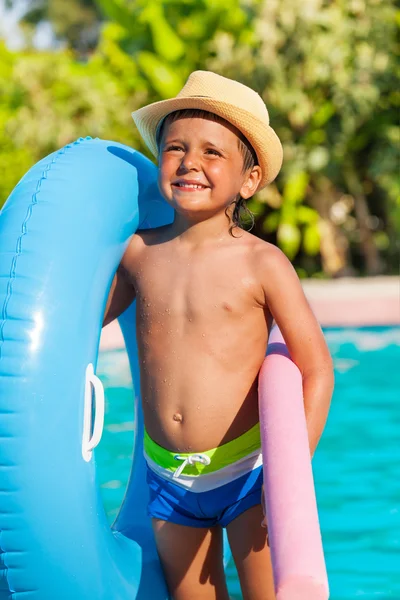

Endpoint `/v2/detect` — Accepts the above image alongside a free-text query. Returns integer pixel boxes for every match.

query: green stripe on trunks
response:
[144,422,261,476]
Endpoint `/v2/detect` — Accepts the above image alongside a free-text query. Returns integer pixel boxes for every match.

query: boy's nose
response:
[179,151,200,172]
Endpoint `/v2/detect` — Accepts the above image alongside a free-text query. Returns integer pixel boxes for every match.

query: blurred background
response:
[1,2,399,599]
[1,0,399,279]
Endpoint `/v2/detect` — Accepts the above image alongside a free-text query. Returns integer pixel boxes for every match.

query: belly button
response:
[173,413,183,423]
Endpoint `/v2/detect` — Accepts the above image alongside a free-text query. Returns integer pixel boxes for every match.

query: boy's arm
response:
[102,242,137,328]
[257,244,334,458]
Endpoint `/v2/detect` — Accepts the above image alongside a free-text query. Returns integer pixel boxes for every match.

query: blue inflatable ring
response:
[0,137,206,599]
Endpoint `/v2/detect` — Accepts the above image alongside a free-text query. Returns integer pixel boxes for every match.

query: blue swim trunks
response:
[144,423,264,528]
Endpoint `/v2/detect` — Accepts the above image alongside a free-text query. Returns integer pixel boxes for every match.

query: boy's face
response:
[158,116,261,222]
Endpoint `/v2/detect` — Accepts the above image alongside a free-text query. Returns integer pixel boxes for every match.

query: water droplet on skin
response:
[202,333,206,337]
[196,405,200,410]
[163,378,167,383]
[146,303,151,307]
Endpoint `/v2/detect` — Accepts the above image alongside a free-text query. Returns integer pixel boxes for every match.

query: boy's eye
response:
[205,148,221,156]
[165,145,183,152]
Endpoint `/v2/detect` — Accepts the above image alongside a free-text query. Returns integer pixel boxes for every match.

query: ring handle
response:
[82,363,105,462]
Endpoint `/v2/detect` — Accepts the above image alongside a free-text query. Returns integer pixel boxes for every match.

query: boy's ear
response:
[240,165,262,199]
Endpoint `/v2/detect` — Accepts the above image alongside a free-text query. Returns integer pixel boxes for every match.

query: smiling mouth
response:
[172,183,209,191]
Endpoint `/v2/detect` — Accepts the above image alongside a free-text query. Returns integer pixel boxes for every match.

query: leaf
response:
[277,223,301,259]
[311,101,336,127]
[221,6,247,31]
[145,6,185,62]
[282,171,309,205]
[373,231,390,251]
[262,211,280,233]
[303,223,321,256]
[96,0,137,33]
[137,51,184,98]
[296,205,319,225]
[295,267,308,279]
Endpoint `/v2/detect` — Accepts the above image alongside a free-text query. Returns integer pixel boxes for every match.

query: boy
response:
[103,71,334,600]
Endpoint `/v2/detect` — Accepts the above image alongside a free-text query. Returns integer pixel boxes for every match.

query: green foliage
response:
[0,40,147,205]
[13,0,102,52]
[93,0,259,108]
[210,0,398,275]
[1,0,398,277]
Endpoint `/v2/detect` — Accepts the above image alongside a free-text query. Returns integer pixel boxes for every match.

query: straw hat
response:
[131,71,283,189]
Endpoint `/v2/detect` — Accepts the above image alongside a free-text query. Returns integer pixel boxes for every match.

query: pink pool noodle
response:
[259,325,329,599]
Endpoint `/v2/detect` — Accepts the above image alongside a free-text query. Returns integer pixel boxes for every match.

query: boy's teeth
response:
[177,183,205,189]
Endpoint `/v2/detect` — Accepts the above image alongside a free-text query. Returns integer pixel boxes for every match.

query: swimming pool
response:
[96,326,400,599]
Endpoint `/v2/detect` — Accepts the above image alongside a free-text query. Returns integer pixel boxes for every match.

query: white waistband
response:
[144,448,263,493]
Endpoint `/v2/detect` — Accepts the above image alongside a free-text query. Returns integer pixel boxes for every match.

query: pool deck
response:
[100,276,400,350]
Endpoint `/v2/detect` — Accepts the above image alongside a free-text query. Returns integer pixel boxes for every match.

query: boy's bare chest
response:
[132,248,263,319]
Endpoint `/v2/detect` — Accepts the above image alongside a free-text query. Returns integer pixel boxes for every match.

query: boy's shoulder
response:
[127,225,171,249]
[241,231,297,288]
[241,230,287,263]
[121,226,170,273]
[121,227,163,265]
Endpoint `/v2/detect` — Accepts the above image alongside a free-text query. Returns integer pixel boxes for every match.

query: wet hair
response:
[156,109,258,234]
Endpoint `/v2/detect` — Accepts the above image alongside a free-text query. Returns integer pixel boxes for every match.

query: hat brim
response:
[132,96,283,189]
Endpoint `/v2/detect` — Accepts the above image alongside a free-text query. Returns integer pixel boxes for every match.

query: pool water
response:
[96,327,400,599]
